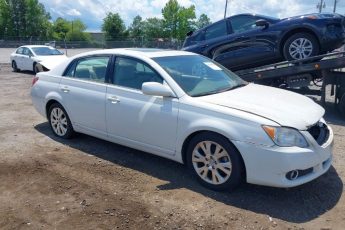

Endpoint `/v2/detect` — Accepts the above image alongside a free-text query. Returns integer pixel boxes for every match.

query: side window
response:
[64,56,110,83]
[204,21,227,40]
[23,48,33,56]
[230,16,258,33]
[113,57,163,90]
[189,31,205,44]
[16,47,24,54]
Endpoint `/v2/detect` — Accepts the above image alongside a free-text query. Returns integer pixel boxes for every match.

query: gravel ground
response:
[0,64,345,229]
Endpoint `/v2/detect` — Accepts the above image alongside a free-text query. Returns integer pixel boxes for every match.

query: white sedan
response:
[10,45,67,73]
[31,48,333,191]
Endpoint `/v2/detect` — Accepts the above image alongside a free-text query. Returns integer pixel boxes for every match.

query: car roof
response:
[72,48,197,59]
[19,45,54,49]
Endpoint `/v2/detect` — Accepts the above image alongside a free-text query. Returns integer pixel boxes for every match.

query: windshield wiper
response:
[192,83,248,97]
[192,87,232,97]
[229,82,248,90]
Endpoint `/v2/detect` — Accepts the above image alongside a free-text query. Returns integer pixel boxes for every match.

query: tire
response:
[186,132,244,191]
[339,93,345,117]
[48,103,74,139]
[12,61,19,72]
[283,33,319,61]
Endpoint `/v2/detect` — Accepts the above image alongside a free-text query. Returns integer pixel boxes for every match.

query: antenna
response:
[316,0,326,13]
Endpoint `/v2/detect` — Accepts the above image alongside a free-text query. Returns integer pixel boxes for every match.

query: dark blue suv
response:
[182,13,345,71]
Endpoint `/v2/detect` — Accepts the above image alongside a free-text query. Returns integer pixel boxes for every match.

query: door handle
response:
[107,96,120,104]
[60,86,70,93]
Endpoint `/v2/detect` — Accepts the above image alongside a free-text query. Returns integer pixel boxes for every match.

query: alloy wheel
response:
[50,107,68,136]
[288,38,313,59]
[192,141,232,185]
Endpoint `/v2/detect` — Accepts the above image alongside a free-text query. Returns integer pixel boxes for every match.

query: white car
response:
[31,48,333,191]
[10,45,67,73]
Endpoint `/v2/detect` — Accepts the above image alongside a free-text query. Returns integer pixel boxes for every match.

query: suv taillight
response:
[32,76,39,86]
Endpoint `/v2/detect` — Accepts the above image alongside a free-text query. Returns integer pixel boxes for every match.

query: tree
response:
[176,5,196,40]
[0,0,12,38]
[52,17,69,40]
[142,17,165,39]
[128,15,143,38]
[0,0,51,39]
[52,18,90,41]
[66,19,91,41]
[162,0,180,39]
[196,13,211,29]
[25,0,52,39]
[162,0,196,40]
[102,12,127,40]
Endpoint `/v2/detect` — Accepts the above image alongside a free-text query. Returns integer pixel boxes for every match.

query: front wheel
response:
[48,103,74,139]
[186,132,244,191]
[283,33,319,61]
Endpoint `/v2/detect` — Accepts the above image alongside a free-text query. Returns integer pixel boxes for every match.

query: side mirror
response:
[142,82,175,97]
[255,19,269,29]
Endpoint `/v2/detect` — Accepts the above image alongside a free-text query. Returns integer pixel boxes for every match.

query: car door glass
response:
[204,21,227,40]
[23,48,33,56]
[65,56,110,83]
[113,57,163,90]
[230,16,258,33]
[16,48,24,54]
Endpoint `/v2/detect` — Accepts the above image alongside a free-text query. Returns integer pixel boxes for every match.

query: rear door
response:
[13,47,25,69]
[59,55,111,137]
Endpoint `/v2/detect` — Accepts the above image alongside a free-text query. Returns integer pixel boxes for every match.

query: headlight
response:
[262,126,309,148]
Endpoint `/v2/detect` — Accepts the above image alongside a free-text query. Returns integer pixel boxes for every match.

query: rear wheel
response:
[339,93,345,117]
[48,103,74,139]
[12,61,19,72]
[186,132,244,191]
[283,33,319,61]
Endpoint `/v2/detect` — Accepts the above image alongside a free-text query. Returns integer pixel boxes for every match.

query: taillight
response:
[32,76,39,86]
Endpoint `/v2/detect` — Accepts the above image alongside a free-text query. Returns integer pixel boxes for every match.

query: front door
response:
[106,56,179,155]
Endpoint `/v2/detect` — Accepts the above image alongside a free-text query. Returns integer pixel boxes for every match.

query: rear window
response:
[16,47,24,54]
[204,21,227,40]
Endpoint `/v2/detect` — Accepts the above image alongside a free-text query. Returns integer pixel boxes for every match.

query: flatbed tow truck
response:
[234,51,345,117]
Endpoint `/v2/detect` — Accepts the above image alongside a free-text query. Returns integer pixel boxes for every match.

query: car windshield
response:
[153,55,246,97]
[31,47,63,56]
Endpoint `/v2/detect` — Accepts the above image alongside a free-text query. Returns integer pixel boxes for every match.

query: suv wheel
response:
[283,33,319,60]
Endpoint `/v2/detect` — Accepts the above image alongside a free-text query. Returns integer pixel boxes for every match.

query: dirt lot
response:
[0,64,345,230]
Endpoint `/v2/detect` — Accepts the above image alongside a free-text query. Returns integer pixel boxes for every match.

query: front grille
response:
[307,122,329,146]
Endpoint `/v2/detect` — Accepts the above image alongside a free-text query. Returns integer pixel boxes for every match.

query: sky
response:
[39,0,345,32]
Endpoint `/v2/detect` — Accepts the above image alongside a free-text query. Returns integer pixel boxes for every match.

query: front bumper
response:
[233,124,333,188]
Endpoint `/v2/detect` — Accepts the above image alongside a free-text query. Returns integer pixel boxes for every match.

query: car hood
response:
[199,84,324,130]
[35,55,68,70]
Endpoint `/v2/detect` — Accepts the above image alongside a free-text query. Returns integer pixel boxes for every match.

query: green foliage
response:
[52,17,69,40]
[162,0,196,40]
[142,17,165,39]
[0,0,52,39]
[52,18,91,41]
[102,12,127,40]
[128,15,143,38]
